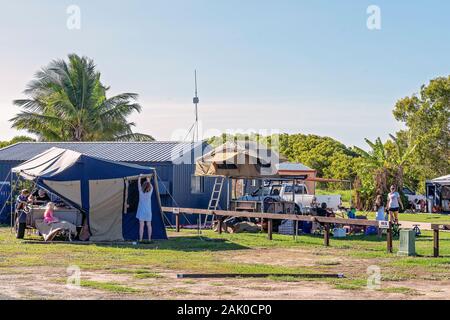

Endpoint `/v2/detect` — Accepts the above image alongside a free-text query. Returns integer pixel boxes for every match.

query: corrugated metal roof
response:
[277,162,314,172]
[0,141,201,163]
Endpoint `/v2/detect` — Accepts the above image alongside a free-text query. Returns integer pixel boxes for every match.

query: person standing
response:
[386,185,404,224]
[136,175,154,242]
[374,195,386,237]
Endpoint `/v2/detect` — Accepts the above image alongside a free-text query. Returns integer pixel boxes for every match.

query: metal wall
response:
[0,161,19,222]
[0,159,229,226]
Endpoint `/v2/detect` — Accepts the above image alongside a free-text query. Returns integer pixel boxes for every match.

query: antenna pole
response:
[193,70,200,142]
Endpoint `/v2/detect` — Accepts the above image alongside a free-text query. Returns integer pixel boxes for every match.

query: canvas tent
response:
[195,141,285,178]
[426,174,450,213]
[12,147,167,241]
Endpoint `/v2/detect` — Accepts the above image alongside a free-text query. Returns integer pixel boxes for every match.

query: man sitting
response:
[316,202,333,217]
[28,189,51,205]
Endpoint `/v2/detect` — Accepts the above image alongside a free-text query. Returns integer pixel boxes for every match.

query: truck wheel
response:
[16,223,26,239]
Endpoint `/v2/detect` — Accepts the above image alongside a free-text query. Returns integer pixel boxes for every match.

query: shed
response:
[0,141,227,224]
[276,163,317,194]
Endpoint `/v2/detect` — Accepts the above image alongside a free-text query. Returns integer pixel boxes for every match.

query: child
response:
[374,195,386,238]
[374,195,386,221]
[43,202,59,224]
[15,189,30,224]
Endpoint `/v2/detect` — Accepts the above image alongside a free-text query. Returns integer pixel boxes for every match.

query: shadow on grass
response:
[23,236,250,252]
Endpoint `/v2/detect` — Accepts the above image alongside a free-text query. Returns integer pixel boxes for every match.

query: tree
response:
[353,138,389,207]
[0,136,35,149]
[11,54,154,142]
[393,76,450,192]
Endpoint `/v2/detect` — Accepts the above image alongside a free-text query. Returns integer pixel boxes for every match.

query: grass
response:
[331,279,367,291]
[379,287,421,295]
[316,189,352,206]
[111,269,163,279]
[365,212,450,224]
[1,222,450,297]
[80,280,142,293]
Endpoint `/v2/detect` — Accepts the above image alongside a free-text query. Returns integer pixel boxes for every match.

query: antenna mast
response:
[192,70,200,142]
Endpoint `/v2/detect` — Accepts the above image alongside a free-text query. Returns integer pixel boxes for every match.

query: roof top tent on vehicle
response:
[194,141,299,226]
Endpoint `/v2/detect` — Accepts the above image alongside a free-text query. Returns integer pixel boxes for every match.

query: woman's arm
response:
[138,176,142,193]
[398,193,404,210]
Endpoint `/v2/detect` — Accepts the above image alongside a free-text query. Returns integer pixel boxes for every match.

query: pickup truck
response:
[239,183,342,211]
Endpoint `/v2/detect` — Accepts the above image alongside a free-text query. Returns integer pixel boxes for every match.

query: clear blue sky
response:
[1,0,449,147]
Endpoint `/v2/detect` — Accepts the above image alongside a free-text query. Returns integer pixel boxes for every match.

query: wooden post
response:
[175,213,180,233]
[218,218,223,235]
[324,223,330,246]
[268,219,273,240]
[387,222,393,253]
[433,228,439,258]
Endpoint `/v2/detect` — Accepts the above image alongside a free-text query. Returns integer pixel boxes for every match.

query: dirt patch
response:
[1,263,449,300]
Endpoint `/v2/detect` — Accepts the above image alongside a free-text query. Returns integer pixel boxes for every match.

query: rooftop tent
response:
[195,141,285,178]
[12,147,167,241]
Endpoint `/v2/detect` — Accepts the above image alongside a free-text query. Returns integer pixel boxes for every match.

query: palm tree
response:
[387,134,418,189]
[11,54,154,142]
[353,137,389,195]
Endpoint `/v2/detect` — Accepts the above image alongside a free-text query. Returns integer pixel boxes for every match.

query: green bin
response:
[397,229,416,256]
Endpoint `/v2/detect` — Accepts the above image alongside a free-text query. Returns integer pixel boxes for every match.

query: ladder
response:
[204,177,225,228]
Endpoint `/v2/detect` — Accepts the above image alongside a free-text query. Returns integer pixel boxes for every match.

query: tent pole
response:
[227,178,231,211]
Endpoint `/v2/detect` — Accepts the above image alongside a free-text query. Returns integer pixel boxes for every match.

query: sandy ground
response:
[1,247,449,300]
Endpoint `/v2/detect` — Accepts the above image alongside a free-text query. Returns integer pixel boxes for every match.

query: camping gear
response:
[11,147,167,241]
[35,220,77,241]
[398,229,416,256]
[230,221,259,233]
[365,226,378,236]
[278,219,295,235]
[301,221,312,234]
[333,228,346,238]
[426,175,450,213]
[412,224,421,236]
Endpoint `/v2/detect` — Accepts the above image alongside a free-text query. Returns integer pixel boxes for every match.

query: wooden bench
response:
[163,207,393,252]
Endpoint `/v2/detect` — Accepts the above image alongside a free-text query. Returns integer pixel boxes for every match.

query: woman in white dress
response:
[136,175,154,242]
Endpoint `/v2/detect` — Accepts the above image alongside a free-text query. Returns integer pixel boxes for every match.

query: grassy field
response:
[316,189,352,205]
[0,223,449,299]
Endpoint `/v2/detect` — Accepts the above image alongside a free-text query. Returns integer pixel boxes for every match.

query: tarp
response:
[195,141,285,178]
[12,147,167,241]
[429,175,450,185]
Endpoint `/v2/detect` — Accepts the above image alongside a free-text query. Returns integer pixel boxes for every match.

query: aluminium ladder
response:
[203,177,225,228]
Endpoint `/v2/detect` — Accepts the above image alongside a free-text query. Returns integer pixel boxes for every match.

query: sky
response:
[0,0,449,148]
